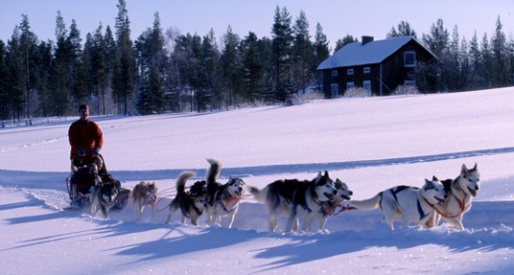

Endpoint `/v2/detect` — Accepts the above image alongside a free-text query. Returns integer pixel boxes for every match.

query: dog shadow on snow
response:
[250,224,514,273]
[97,201,514,272]
[110,225,265,263]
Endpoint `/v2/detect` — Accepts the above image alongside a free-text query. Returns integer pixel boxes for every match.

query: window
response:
[363,80,371,92]
[363,67,370,74]
[331,70,338,77]
[404,80,416,86]
[346,82,355,90]
[330,83,339,97]
[404,51,416,67]
[347,68,354,75]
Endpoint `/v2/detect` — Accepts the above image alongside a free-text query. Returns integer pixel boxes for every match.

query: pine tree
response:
[103,26,116,113]
[422,19,449,91]
[6,27,26,122]
[491,16,508,86]
[90,24,107,114]
[68,19,84,112]
[18,14,38,119]
[292,10,313,94]
[52,11,72,117]
[221,25,242,108]
[313,23,329,93]
[387,21,417,39]
[77,33,92,106]
[113,0,135,115]
[200,29,221,110]
[468,32,483,87]
[271,6,294,103]
[135,12,167,114]
[0,40,9,120]
[334,35,357,52]
[480,33,493,88]
[241,32,267,103]
[35,40,53,118]
[422,19,449,58]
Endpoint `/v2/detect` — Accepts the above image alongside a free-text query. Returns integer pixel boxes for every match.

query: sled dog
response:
[132,181,159,220]
[165,172,208,225]
[90,181,119,219]
[425,163,480,230]
[71,155,105,185]
[249,171,337,233]
[317,178,353,231]
[348,178,447,230]
[205,159,246,228]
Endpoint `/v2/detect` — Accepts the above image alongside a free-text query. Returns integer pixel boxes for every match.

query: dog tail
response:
[176,171,196,195]
[248,186,267,202]
[206,158,221,185]
[348,192,382,211]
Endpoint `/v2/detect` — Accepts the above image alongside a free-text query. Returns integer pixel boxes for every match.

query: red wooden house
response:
[317,36,437,97]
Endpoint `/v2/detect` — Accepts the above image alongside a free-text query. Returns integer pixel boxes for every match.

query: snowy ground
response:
[1,87,514,274]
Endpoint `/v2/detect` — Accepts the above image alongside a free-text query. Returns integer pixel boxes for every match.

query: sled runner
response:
[66,155,129,210]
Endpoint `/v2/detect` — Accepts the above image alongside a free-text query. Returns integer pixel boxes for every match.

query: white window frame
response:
[363,80,371,92]
[404,51,416,67]
[331,70,338,77]
[330,83,339,97]
[347,68,354,75]
[363,67,370,74]
[346,82,355,90]
[404,80,416,86]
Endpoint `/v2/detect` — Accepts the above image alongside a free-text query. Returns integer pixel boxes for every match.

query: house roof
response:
[317,36,433,70]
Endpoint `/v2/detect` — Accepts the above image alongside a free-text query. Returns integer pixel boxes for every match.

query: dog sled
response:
[66,155,130,210]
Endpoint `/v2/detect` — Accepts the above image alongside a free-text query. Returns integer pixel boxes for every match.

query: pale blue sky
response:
[1,0,513,51]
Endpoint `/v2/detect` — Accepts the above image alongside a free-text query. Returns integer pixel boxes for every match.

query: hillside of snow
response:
[1,87,514,274]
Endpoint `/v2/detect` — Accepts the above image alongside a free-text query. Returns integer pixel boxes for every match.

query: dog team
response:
[92,158,481,232]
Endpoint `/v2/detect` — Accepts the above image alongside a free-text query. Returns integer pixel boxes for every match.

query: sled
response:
[66,157,130,210]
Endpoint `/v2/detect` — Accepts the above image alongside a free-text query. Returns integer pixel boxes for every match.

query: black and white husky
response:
[89,181,119,219]
[348,178,447,230]
[425,163,480,230]
[165,171,208,226]
[205,158,246,228]
[249,171,337,233]
[132,181,159,221]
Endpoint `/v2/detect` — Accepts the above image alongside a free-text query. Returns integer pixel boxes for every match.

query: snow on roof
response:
[317,36,417,70]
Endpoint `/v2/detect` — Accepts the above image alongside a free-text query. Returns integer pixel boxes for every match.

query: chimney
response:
[362,36,374,45]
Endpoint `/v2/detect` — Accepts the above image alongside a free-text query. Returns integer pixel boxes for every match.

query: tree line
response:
[1,0,513,121]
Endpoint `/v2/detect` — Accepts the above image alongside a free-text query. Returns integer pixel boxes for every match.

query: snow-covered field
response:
[1,87,514,274]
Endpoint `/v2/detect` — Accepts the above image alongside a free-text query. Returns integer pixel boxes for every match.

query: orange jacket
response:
[68,119,103,160]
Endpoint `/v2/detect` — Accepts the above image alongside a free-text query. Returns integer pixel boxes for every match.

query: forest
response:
[1,0,513,121]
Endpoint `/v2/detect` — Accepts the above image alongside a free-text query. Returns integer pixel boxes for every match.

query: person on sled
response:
[67,104,129,209]
[68,104,106,175]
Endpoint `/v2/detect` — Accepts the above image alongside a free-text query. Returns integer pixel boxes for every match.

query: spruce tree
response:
[313,23,329,93]
[271,6,293,103]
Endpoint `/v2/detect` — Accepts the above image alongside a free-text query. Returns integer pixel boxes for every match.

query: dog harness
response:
[215,196,241,213]
[436,180,466,218]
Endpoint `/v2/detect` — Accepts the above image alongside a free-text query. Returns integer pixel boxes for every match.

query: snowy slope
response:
[1,87,514,274]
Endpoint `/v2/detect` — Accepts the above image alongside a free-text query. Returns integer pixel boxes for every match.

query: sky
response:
[1,87,514,273]
[1,0,513,51]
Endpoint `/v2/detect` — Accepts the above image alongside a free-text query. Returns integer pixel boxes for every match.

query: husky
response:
[71,155,105,185]
[132,181,159,220]
[249,171,337,233]
[204,159,246,228]
[89,181,119,219]
[425,163,480,230]
[165,172,209,225]
[348,178,447,230]
[317,178,353,231]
